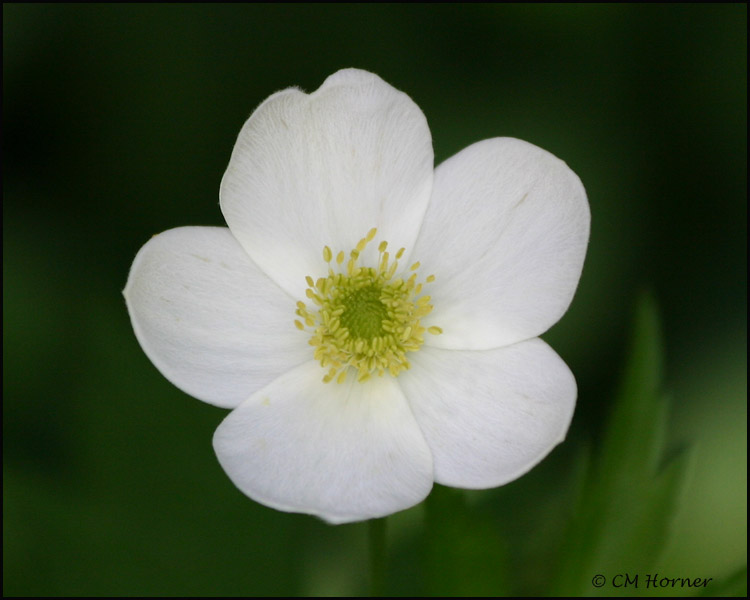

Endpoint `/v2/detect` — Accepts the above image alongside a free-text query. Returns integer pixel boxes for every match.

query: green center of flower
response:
[338,285,389,339]
[294,227,442,384]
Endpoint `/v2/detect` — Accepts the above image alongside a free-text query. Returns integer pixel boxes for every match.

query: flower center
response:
[294,227,442,384]
[338,285,389,339]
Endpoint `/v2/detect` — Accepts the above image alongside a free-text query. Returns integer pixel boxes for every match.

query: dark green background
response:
[4,4,746,596]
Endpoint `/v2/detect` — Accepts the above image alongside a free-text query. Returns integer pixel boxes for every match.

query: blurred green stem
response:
[368,517,387,596]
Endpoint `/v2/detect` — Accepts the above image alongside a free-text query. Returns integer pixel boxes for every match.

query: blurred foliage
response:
[554,293,690,596]
[701,566,748,598]
[3,4,746,596]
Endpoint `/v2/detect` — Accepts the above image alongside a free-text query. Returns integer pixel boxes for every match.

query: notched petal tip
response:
[218,68,434,300]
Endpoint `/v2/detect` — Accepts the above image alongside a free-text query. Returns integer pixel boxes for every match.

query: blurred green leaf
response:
[553,292,690,596]
[421,486,509,597]
[699,565,747,598]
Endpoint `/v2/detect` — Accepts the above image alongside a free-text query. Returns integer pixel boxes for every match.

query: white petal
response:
[124,227,310,409]
[399,339,576,489]
[414,138,590,349]
[213,361,434,524]
[220,68,434,299]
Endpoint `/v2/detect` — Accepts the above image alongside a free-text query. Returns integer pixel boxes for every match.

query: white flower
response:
[124,69,590,524]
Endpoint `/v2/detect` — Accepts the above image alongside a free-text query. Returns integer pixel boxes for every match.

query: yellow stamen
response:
[294,228,441,383]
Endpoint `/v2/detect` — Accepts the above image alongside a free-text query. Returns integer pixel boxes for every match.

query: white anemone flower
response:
[124,69,590,524]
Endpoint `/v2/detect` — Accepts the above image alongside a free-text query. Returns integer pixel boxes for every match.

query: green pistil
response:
[339,285,389,339]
